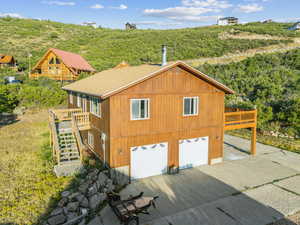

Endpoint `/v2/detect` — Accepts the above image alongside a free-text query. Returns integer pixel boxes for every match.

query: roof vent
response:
[162,45,167,66]
[114,61,130,69]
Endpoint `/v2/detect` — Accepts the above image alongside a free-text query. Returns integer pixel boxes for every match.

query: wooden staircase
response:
[58,129,80,163]
[49,109,90,176]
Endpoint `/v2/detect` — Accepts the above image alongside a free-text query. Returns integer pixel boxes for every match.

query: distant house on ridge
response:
[217,17,239,26]
[30,48,95,81]
[125,22,137,30]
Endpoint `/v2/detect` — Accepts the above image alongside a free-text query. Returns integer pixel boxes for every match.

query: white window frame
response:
[183,97,199,116]
[69,92,73,104]
[82,95,87,112]
[77,93,81,107]
[90,96,101,117]
[130,98,150,121]
[88,131,94,149]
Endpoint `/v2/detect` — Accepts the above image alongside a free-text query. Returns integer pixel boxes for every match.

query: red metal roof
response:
[50,48,95,72]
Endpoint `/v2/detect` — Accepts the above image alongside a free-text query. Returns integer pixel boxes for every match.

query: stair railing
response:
[49,110,61,164]
[71,115,88,162]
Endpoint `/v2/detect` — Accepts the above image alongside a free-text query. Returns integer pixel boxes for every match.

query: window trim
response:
[130,98,150,121]
[88,131,94,149]
[183,96,199,116]
[69,92,73,104]
[90,96,101,117]
[77,93,81,107]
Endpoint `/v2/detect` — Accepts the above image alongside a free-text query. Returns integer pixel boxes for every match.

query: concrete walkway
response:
[98,135,300,225]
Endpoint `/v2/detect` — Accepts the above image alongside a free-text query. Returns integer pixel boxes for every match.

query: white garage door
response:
[179,136,209,169]
[131,142,168,180]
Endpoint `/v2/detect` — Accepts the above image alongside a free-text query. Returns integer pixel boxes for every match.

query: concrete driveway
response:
[98,135,300,225]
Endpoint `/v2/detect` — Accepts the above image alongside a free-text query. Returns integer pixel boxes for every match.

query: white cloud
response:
[90,4,104,9]
[0,13,24,18]
[237,3,263,13]
[144,7,218,18]
[42,1,75,6]
[111,4,128,10]
[182,0,232,9]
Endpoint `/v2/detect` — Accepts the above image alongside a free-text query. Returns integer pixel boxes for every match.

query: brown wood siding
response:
[109,66,225,169]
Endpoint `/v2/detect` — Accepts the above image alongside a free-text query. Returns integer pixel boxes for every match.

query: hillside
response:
[0,17,294,71]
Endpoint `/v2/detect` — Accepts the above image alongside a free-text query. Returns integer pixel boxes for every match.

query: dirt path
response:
[185,32,300,67]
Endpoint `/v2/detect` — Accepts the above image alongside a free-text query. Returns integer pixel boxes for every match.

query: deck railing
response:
[30,73,76,81]
[49,110,61,163]
[51,108,83,121]
[73,113,91,130]
[224,108,257,131]
[71,116,88,162]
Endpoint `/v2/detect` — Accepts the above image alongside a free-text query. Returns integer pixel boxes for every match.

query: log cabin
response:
[49,60,257,180]
[30,48,95,81]
[0,54,17,68]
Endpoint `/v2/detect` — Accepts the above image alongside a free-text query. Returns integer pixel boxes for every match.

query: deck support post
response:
[251,126,257,155]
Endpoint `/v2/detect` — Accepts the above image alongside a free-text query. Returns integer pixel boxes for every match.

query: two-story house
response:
[30,48,95,81]
[61,61,257,180]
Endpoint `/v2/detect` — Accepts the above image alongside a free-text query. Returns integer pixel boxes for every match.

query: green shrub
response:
[0,85,19,113]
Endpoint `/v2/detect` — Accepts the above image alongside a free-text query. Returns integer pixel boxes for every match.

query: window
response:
[49,58,55,64]
[183,97,199,116]
[90,96,101,117]
[88,131,94,148]
[56,58,61,64]
[131,99,150,120]
[69,92,73,104]
[77,94,81,107]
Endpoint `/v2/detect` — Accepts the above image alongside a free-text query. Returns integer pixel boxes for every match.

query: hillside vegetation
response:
[199,48,300,141]
[0,17,292,71]
[234,22,300,38]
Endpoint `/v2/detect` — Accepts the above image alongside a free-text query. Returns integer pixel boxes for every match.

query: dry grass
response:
[271,211,300,225]
[0,111,73,225]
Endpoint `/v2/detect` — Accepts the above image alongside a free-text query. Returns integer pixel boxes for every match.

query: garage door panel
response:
[131,142,168,180]
[179,136,209,169]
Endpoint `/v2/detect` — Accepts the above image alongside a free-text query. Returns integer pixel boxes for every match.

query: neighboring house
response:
[218,17,238,26]
[288,22,300,31]
[262,19,273,24]
[0,54,17,68]
[30,48,95,81]
[125,22,137,30]
[60,61,257,180]
[82,22,98,29]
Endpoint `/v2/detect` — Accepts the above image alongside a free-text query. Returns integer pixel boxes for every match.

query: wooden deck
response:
[224,108,257,131]
[224,107,257,155]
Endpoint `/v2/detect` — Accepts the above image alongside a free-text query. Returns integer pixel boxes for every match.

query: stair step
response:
[60,152,79,156]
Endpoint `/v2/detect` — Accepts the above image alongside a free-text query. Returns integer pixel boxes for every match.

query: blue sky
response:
[1,0,300,29]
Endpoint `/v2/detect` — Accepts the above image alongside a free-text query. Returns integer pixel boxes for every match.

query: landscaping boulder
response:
[105,179,115,193]
[61,191,71,198]
[66,202,79,212]
[79,197,89,208]
[68,192,80,201]
[89,193,106,210]
[47,214,66,225]
[87,169,99,181]
[50,208,63,216]
[97,172,108,186]
[78,183,89,194]
[57,197,69,208]
[75,193,85,203]
[66,212,78,221]
[87,183,98,197]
